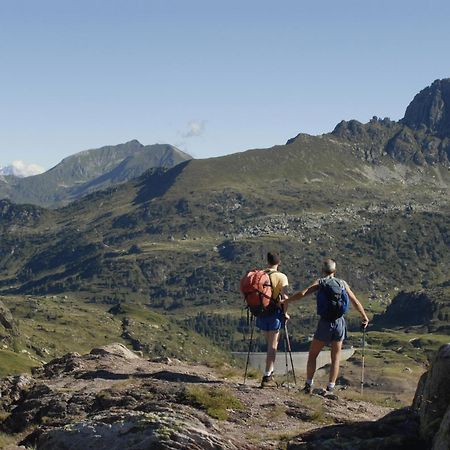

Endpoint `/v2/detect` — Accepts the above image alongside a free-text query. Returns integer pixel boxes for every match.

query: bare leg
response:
[307,338,326,381]
[329,340,343,384]
[264,330,280,374]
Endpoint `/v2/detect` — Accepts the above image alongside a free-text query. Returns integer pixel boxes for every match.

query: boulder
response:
[36,352,82,378]
[33,407,241,450]
[433,404,450,450]
[90,343,141,360]
[0,374,34,408]
[415,343,450,442]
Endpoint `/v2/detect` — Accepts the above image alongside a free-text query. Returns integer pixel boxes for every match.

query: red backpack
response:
[240,269,278,317]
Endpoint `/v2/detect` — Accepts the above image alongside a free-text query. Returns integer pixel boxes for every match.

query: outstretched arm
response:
[346,285,369,327]
[284,280,320,308]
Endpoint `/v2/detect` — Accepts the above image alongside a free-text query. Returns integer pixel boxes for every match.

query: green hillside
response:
[0,79,449,375]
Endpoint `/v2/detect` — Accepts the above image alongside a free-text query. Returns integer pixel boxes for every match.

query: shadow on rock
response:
[287,408,425,450]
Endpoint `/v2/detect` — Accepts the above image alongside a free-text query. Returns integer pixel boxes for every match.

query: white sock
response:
[264,370,272,377]
[306,379,314,386]
[327,382,335,390]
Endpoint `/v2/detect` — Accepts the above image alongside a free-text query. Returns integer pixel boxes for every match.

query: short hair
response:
[267,251,281,266]
[322,258,336,275]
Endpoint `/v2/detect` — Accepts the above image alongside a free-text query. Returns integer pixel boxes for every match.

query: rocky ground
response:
[0,342,448,449]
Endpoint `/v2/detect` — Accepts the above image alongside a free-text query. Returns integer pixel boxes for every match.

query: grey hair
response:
[322,258,337,275]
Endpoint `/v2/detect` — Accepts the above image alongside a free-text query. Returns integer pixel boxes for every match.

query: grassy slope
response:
[0,133,448,389]
[0,294,231,377]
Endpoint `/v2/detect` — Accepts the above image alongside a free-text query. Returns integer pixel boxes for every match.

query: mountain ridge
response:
[0,140,192,207]
[288,79,450,166]
[1,79,450,208]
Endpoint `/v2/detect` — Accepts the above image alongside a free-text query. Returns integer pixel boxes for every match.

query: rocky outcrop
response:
[2,342,449,449]
[372,290,434,328]
[33,407,239,450]
[433,404,450,450]
[323,79,450,165]
[0,374,34,408]
[288,343,450,450]
[0,300,19,336]
[402,79,450,138]
[413,343,450,447]
[372,287,450,334]
[0,343,393,449]
[287,408,424,449]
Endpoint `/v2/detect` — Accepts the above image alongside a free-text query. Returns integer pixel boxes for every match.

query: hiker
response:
[255,251,289,388]
[286,258,369,394]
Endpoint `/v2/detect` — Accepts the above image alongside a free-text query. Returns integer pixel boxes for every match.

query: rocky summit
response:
[403,78,450,138]
[0,342,449,449]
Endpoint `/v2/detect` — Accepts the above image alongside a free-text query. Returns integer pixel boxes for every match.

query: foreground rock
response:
[414,343,450,449]
[0,343,396,449]
[287,343,450,450]
[34,408,239,450]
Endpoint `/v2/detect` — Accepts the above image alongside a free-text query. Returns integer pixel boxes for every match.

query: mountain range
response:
[0,78,449,363]
[0,140,191,207]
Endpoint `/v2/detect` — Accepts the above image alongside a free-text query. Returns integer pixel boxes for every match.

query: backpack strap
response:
[264,269,282,302]
[332,277,345,290]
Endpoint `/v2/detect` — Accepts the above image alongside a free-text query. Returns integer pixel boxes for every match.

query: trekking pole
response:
[244,315,255,384]
[360,324,366,395]
[284,320,297,385]
[283,324,289,388]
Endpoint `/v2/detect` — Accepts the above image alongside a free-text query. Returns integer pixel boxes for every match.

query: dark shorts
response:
[256,309,284,332]
[314,317,347,343]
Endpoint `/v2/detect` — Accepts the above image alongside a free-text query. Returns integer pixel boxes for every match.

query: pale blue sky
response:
[1,0,449,171]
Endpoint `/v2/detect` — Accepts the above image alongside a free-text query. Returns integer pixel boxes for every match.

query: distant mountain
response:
[0,161,44,178]
[0,167,16,177]
[0,140,192,207]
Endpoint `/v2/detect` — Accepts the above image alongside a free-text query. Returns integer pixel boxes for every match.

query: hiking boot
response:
[314,387,339,400]
[302,382,312,394]
[313,387,327,396]
[260,374,278,388]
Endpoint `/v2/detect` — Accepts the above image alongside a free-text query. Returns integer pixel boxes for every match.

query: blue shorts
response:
[256,309,284,332]
[314,317,347,343]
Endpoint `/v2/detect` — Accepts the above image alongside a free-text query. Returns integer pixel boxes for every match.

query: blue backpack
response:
[316,277,349,320]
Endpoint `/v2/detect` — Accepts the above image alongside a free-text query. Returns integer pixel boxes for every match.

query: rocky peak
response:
[402,78,450,137]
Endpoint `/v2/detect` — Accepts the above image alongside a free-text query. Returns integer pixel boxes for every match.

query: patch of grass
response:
[0,411,11,421]
[185,385,244,420]
[266,404,287,420]
[245,368,259,379]
[340,389,404,408]
[292,393,329,423]
[212,363,243,380]
[0,432,19,448]
[0,349,39,378]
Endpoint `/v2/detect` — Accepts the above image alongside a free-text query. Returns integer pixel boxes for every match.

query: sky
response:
[1,0,450,174]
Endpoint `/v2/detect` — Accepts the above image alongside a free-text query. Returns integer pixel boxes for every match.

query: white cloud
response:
[181,120,206,138]
[0,160,45,177]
